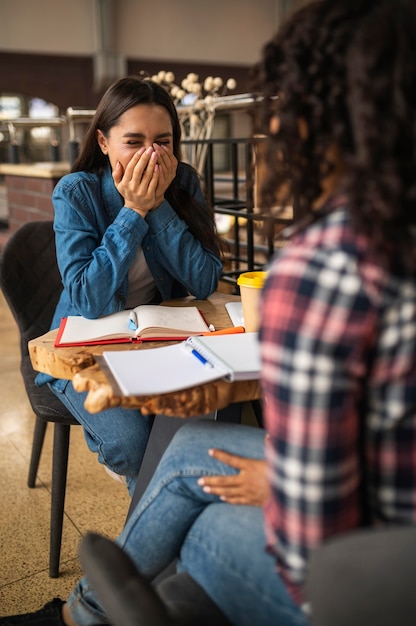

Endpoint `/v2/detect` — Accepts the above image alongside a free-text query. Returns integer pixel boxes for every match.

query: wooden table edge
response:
[28,292,261,416]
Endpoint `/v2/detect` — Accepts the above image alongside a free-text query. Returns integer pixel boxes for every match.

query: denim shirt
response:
[36,161,222,389]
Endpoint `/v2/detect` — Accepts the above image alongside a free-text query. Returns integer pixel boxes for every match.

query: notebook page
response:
[102,342,222,396]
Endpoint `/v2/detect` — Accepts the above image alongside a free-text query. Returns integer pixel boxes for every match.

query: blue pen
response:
[128,310,138,331]
[190,348,213,368]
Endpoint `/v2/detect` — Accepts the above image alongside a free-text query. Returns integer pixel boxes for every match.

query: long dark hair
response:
[252,0,416,273]
[72,76,222,255]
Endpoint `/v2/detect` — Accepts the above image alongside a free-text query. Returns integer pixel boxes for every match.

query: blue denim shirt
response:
[37,161,222,389]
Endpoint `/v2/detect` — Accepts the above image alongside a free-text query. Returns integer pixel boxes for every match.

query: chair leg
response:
[251,400,263,428]
[27,417,47,488]
[49,422,71,578]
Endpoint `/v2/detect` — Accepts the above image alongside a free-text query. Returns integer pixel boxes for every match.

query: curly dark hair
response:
[252,0,416,273]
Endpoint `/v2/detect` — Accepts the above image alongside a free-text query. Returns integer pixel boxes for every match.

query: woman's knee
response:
[168,419,265,461]
[97,414,154,476]
[51,378,154,477]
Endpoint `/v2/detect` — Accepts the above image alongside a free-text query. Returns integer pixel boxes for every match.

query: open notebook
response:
[55,305,210,346]
[101,332,261,396]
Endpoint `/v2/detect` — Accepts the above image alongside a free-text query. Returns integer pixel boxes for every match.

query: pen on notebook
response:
[128,310,138,331]
[190,348,213,368]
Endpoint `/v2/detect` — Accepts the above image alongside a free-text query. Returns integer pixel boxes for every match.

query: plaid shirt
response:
[260,197,416,605]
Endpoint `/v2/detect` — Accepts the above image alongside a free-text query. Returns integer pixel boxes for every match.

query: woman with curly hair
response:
[258,0,416,609]
[3,0,416,625]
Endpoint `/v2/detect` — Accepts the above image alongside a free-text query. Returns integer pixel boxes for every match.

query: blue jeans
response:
[67,420,310,626]
[49,379,154,495]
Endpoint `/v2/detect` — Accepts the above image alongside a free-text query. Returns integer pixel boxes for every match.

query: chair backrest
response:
[0,220,63,357]
[1,221,76,425]
[306,526,416,626]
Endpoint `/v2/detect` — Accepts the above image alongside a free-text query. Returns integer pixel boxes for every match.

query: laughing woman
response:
[36,77,223,495]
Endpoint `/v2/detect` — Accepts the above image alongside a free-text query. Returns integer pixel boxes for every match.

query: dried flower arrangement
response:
[148,71,237,173]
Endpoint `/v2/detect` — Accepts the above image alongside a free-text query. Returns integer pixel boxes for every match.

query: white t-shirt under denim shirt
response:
[125,247,158,308]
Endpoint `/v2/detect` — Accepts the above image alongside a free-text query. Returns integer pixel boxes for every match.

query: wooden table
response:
[28,292,261,417]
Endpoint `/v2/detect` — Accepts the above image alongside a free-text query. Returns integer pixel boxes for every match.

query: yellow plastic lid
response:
[237,271,268,289]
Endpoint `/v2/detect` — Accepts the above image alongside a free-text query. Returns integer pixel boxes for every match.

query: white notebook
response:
[102,332,260,396]
[225,301,245,328]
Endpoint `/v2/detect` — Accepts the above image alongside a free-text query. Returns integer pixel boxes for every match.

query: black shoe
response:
[0,599,66,625]
[79,532,172,626]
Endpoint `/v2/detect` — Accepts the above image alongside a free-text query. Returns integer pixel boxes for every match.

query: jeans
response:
[67,420,310,626]
[49,379,154,495]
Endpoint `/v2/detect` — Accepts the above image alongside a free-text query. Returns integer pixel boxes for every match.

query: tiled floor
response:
[0,289,130,615]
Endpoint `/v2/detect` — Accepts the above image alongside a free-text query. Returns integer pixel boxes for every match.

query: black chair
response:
[306,525,416,626]
[79,526,416,626]
[0,220,79,578]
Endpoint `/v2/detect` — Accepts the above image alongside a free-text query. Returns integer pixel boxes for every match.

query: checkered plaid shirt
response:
[260,197,416,605]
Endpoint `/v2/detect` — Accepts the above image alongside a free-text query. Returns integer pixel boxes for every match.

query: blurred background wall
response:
[0,0,303,165]
[0,0,297,111]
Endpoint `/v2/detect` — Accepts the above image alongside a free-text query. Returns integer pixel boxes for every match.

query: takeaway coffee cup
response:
[237,271,268,332]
